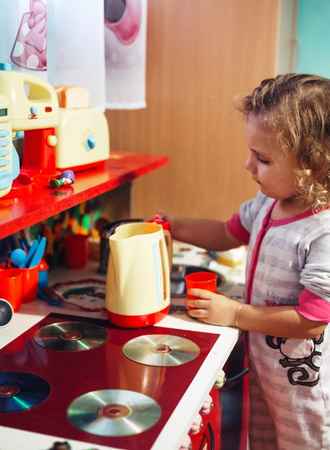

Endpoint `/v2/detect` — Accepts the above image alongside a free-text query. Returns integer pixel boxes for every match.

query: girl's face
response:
[245,114,298,201]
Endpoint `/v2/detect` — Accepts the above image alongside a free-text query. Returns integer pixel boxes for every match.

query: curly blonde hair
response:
[239,74,330,210]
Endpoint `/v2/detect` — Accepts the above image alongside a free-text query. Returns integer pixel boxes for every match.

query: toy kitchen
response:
[0,70,242,450]
[0,247,241,450]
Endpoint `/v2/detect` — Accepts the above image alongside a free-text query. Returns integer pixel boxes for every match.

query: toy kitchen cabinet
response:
[0,152,241,450]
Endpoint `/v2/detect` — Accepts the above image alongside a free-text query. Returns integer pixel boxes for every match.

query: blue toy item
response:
[61,170,75,181]
[49,170,75,189]
[24,239,39,267]
[0,62,12,71]
[0,66,19,197]
[86,134,96,150]
[29,237,46,268]
[10,248,27,268]
[38,268,48,289]
[0,140,20,197]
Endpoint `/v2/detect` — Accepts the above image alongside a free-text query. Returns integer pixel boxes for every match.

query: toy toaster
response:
[55,86,110,171]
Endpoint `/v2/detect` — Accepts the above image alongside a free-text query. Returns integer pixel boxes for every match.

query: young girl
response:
[169,74,330,450]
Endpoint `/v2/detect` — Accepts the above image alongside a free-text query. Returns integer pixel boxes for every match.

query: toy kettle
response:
[105,221,171,328]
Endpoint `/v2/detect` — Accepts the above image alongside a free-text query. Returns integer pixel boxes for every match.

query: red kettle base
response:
[107,305,170,328]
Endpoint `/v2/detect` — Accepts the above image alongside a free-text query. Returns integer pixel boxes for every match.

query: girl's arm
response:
[236,303,326,338]
[171,218,241,251]
[187,290,327,339]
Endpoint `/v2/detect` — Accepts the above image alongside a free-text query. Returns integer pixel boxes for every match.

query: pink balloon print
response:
[11,0,47,71]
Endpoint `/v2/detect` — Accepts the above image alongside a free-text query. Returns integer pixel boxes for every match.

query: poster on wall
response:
[0,0,105,109]
[0,0,47,78]
[0,0,147,110]
[104,0,147,109]
[46,0,106,109]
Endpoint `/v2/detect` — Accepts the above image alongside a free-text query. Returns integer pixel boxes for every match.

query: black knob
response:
[0,299,13,326]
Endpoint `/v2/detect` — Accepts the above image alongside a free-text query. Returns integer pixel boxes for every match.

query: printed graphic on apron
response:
[265,334,323,387]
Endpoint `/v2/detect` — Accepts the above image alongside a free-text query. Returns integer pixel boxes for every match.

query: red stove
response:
[0,313,221,450]
[189,386,222,450]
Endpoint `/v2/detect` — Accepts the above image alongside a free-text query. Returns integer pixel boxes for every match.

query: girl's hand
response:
[186,289,241,327]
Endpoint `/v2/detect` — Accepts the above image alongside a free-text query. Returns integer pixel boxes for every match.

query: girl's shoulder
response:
[296,208,330,246]
[303,207,330,228]
[239,191,273,231]
[241,191,273,218]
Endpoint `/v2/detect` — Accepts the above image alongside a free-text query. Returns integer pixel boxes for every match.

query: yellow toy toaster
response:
[55,86,110,170]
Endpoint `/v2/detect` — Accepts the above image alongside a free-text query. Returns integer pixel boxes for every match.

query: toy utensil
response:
[24,239,39,267]
[29,237,46,268]
[10,248,27,268]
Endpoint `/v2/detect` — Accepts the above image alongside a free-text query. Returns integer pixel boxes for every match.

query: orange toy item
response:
[56,86,90,108]
[0,268,23,311]
[22,128,57,176]
[20,265,39,303]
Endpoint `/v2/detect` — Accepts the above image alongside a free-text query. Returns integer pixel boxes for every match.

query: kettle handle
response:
[163,229,173,271]
[159,234,171,302]
[149,214,173,271]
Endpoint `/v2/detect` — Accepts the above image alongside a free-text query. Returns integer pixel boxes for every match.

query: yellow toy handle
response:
[149,214,172,270]
[163,229,173,271]
[159,232,171,303]
[19,73,58,103]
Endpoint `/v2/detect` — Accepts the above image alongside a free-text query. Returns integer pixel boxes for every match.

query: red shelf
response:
[0,151,168,240]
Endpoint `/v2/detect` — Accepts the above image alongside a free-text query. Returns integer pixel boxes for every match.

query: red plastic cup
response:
[184,271,218,308]
[0,268,23,311]
[64,234,89,269]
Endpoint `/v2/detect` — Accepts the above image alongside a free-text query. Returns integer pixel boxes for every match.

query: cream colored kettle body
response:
[105,222,171,327]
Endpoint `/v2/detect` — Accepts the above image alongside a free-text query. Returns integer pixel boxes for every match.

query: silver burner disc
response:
[0,372,50,413]
[33,321,107,352]
[122,334,200,367]
[67,389,161,436]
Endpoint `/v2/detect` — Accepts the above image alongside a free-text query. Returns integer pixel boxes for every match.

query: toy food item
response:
[56,86,89,109]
